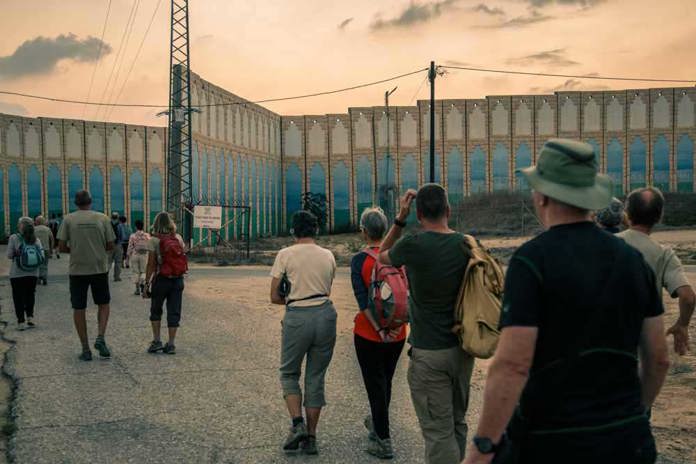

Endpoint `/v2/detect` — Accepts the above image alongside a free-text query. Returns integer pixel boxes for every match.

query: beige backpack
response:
[453,235,505,359]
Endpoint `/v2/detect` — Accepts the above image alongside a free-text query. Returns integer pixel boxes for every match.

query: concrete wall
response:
[1,76,695,239]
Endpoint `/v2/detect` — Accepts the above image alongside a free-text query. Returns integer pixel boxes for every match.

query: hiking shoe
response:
[94,336,111,358]
[302,435,318,455]
[27,318,35,328]
[283,422,307,453]
[134,286,141,296]
[364,415,377,442]
[147,340,164,353]
[367,437,394,460]
[162,343,176,355]
[17,322,26,331]
[79,349,93,361]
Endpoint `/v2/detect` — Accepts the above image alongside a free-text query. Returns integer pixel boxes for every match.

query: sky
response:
[0,0,694,127]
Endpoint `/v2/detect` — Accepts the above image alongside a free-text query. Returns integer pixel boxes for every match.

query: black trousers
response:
[10,276,37,323]
[150,276,184,328]
[354,334,405,440]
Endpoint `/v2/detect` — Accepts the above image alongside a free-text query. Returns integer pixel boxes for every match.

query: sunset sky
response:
[0,0,694,126]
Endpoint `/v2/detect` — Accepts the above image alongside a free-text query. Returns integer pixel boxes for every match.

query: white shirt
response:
[270,243,336,307]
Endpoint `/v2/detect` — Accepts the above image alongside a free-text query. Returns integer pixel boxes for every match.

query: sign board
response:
[193,205,222,229]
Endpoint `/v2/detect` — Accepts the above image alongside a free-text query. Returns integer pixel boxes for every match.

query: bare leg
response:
[306,407,322,436]
[285,394,303,419]
[151,321,161,341]
[168,327,178,345]
[97,304,110,337]
[73,310,89,350]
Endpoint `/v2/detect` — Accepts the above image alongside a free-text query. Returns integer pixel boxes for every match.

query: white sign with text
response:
[193,205,222,229]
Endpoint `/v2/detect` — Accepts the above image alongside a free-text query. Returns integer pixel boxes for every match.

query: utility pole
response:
[161,0,195,244]
[428,61,436,183]
[385,86,397,219]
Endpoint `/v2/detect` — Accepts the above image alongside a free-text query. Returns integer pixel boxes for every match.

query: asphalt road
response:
[0,257,486,463]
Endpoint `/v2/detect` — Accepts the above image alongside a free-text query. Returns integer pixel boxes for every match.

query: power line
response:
[93,0,140,120]
[0,67,429,109]
[104,0,164,121]
[440,65,696,84]
[408,75,428,106]
[82,0,113,118]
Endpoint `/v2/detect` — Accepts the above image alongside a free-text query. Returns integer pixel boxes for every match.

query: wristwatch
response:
[473,436,499,454]
[394,218,407,228]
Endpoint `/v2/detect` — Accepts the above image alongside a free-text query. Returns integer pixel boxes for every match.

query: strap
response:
[363,247,380,261]
[287,294,328,305]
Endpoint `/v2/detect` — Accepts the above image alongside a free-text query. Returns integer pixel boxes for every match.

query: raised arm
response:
[378,189,416,265]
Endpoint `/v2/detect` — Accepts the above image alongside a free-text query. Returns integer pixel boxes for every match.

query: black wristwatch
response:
[473,436,499,454]
[394,218,407,228]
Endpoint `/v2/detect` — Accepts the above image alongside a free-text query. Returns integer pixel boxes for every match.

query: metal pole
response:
[428,61,436,183]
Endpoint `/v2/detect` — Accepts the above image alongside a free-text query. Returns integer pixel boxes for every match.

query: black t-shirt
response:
[501,222,663,431]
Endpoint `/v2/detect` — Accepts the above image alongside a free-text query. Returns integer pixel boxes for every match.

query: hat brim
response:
[520,166,613,210]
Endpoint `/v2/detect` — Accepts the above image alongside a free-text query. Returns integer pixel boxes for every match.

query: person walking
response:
[48,213,60,259]
[270,211,337,456]
[109,212,124,282]
[34,215,55,285]
[377,184,473,464]
[119,216,132,269]
[6,217,44,331]
[618,187,696,355]
[144,212,187,355]
[57,190,116,361]
[462,139,669,464]
[351,207,407,459]
[595,197,624,234]
[127,219,151,295]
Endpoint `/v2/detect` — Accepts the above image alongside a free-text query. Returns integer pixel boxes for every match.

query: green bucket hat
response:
[520,138,613,210]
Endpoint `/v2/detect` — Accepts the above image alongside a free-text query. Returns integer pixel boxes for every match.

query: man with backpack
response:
[463,140,669,464]
[126,219,151,295]
[378,184,473,464]
[144,212,187,355]
[57,191,116,361]
[350,207,409,459]
[34,215,55,285]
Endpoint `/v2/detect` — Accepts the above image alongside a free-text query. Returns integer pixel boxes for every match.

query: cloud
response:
[0,101,28,116]
[530,78,609,93]
[371,0,459,31]
[494,9,552,27]
[525,0,605,7]
[444,59,470,66]
[338,17,354,29]
[472,4,505,15]
[0,34,111,80]
[507,48,579,67]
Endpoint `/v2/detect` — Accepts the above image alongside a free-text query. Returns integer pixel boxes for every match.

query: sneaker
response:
[162,343,176,355]
[42,279,47,286]
[147,340,164,353]
[364,415,377,442]
[283,422,307,453]
[302,435,318,455]
[79,349,93,361]
[27,318,35,328]
[94,336,111,358]
[17,322,26,331]
[367,437,394,460]
[134,286,141,296]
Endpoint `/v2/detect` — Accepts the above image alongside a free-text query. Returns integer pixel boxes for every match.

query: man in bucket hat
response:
[463,139,669,464]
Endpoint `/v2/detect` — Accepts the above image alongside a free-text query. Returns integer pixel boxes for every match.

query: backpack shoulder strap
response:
[463,234,478,250]
[362,247,380,262]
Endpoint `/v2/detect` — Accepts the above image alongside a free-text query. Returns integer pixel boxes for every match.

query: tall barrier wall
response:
[1,78,695,239]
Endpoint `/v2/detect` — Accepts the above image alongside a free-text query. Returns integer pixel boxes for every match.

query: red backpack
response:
[363,248,409,331]
[157,234,188,277]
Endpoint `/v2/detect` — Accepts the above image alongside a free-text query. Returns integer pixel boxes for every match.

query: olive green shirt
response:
[57,210,115,276]
[389,231,469,350]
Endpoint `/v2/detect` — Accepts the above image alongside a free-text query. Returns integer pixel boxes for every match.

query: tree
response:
[302,191,328,233]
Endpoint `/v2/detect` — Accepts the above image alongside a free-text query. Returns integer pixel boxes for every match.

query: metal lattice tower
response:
[165,0,193,242]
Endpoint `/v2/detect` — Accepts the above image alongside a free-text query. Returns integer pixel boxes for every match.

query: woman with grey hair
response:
[350,207,407,459]
[6,217,44,330]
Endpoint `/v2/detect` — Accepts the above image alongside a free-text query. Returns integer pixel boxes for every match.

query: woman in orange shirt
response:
[350,207,407,460]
